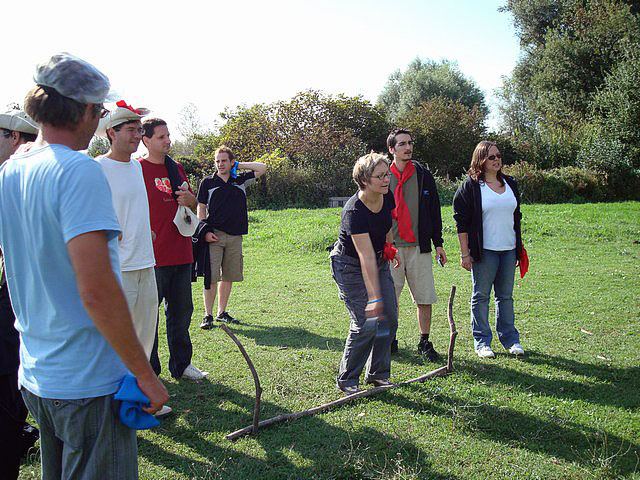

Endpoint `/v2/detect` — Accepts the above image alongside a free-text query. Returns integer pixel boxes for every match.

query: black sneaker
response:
[418,339,440,361]
[216,311,240,324]
[200,315,214,330]
[390,339,399,354]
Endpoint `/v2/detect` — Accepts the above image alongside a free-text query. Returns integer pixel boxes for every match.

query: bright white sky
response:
[1,0,520,138]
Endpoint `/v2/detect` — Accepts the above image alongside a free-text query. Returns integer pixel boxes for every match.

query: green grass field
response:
[20,202,640,479]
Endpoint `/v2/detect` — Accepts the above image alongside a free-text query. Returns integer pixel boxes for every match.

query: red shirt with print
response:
[139,158,194,267]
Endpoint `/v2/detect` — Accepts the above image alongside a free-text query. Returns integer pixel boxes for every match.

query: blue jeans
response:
[21,389,137,480]
[470,248,520,350]
[151,263,194,378]
[331,254,398,388]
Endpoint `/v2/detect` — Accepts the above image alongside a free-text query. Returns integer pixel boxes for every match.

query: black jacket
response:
[452,175,522,263]
[396,161,444,253]
[191,221,215,289]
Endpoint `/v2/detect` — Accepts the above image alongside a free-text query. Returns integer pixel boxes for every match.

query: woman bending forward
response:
[330,152,400,394]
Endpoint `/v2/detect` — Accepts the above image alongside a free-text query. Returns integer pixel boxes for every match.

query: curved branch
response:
[446,285,458,372]
[225,285,458,441]
[219,324,262,433]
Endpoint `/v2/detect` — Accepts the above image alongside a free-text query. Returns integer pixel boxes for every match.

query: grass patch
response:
[20,202,640,479]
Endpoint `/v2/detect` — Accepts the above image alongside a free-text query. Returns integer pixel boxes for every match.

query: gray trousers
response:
[331,253,398,388]
[22,389,137,480]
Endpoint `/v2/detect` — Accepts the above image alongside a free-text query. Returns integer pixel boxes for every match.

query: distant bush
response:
[246,150,322,209]
[576,132,640,201]
[504,162,610,203]
[435,176,463,205]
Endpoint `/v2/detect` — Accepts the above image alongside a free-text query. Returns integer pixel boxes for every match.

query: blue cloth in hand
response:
[230,160,238,179]
[114,374,160,429]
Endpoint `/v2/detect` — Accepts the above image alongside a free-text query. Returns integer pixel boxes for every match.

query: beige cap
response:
[96,102,150,138]
[0,109,39,135]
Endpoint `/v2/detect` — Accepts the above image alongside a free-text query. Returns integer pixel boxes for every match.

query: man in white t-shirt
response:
[96,103,158,359]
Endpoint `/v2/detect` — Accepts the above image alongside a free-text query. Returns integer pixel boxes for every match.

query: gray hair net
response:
[33,52,115,104]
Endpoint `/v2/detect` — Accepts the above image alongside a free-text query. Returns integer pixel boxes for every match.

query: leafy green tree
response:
[87,136,109,158]
[399,98,486,178]
[191,90,383,206]
[591,45,640,168]
[378,58,487,124]
[504,0,640,128]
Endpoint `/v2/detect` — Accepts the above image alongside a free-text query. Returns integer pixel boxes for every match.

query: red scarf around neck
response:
[391,161,416,243]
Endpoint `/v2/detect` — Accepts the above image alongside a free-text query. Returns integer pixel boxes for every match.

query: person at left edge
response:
[0,106,39,480]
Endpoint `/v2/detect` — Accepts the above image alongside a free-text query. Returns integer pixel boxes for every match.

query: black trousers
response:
[0,372,28,480]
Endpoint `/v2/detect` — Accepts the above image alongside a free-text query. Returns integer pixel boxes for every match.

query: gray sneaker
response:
[154,405,173,418]
[508,343,525,356]
[476,346,496,358]
[181,364,209,380]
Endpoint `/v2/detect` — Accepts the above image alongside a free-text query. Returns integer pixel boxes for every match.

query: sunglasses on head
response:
[487,154,502,161]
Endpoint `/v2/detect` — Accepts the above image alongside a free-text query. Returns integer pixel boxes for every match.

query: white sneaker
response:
[476,346,495,358]
[154,405,172,418]
[181,364,209,380]
[509,343,525,356]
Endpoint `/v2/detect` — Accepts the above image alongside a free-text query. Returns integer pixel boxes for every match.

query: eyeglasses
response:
[1,129,12,138]
[487,154,502,160]
[123,127,145,135]
[92,104,109,119]
[372,172,391,181]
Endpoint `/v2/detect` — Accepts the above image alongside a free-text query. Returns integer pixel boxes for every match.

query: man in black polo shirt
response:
[197,145,267,328]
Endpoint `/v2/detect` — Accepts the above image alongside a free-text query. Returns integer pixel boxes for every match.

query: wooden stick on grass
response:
[225,285,458,441]
[218,323,262,434]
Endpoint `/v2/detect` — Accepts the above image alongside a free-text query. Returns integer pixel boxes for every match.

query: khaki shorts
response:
[209,230,244,282]
[390,245,438,305]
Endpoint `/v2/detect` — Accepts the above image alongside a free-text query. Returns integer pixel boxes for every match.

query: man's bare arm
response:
[67,231,168,413]
[237,161,267,179]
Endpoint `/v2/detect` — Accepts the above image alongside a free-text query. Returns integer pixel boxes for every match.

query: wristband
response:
[367,298,382,304]
[461,253,470,258]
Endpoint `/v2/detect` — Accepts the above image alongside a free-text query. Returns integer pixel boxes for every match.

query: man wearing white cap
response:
[0,106,38,164]
[0,106,39,480]
[96,103,173,418]
[0,53,168,479]
[96,102,157,358]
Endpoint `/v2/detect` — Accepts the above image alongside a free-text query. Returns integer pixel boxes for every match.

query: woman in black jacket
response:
[453,141,525,358]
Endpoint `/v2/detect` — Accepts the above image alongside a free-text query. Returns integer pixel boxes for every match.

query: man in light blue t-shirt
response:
[0,53,168,479]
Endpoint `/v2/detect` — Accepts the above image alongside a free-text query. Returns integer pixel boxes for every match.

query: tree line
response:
[89,0,640,207]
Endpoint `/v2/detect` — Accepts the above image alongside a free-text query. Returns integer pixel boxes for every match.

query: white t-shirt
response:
[97,156,156,271]
[480,181,517,251]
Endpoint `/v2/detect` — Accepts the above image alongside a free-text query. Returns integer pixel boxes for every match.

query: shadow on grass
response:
[138,380,462,480]
[375,381,639,478]
[460,352,640,409]
[231,323,345,352]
